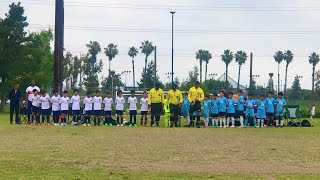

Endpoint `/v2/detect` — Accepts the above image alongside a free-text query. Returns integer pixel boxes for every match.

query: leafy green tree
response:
[138,61,163,89]
[284,50,294,93]
[86,41,101,64]
[180,66,200,91]
[235,51,247,90]
[195,49,212,83]
[140,40,154,88]
[128,47,138,87]
[274,51,284,92]
[221,49,234,87]
[309,52,320,104]
[101,70,124,92]
[104,43,119,77]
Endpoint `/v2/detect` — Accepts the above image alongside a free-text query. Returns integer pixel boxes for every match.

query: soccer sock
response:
[32,115,35,123]
[117,116,120,124]
[94,118,97,125]
[261,119,264,127]
[140,117,143,125]
[73,115,76,122]
[205,117,209,126]
[231,118,235,126]
[47,116,50,123]
[187,116,190,125]
[130,115,133,124]
[226,118,230,127]
[280,120,284,127]
[134,115,137,125]
[151,115,155,126]
[77,116,81,122]
[42,116,45,123]
[121,117,124,124]
[253,119,257,126]
[223,118,226,127]
[156,115,160,126]
[36,116,40,123]
[97,117,101,125]
[257,119,261,127]
[144,116,147,125]
[244,119,248,126]
[276,120,279,126]
[219,117,222,126]
[240,116,244,126]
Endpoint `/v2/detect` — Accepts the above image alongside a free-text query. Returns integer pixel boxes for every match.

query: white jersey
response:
[103,97,113,111]
[26,86,40,101]
[128,96,137,110]
[115,96,125,110]
[50,95,61,111]
[93,96,102,110]
[140,98,148,112]
[311,106,316,115]
[60,96,70,111]
[83,97,93,111]
[70,95,81,110]
[40,95,50,110]
[31,94,41,107]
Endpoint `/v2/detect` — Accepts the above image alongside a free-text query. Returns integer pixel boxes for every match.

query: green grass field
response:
[1,112,320,180]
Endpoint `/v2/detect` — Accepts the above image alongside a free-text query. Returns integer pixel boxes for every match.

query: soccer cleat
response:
[83,124,87,126]
[129,124,132,127]
[121,124,124,127]
[37,123,41,126]
[87,124,91,126]
[117,124,120,127]
[64,123,68,126]
[212,126,215,128]
[109,123,112,127]
[42,123,46,126]
[231,125,235,128]
[134,124,137,127]
[60,123,64,126]
[47,123,50,126]
[220,125,222,128]
[104,124,108,127]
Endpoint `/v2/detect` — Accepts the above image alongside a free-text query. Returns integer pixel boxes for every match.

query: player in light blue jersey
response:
[256,95,267,128]
[203,94,211,127]
[245,94,256,127]
[227,92,237,128]
[265,91,276,127]
[211,93,219,128]
[236,90,245,127]
[275,92,286,127]
[218,91,228,127]
[182,92,191,126]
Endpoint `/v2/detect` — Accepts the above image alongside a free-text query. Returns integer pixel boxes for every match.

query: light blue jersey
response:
[211,99,219,115]
[218,97,228,112]
[275,98,286,116]
[227,98,237,114]
[257,99,267,119]
[245,99,256,117]
[203,100,211,118]
[182,98,190,116]
[236,95,245,111]
[265,97,276,113]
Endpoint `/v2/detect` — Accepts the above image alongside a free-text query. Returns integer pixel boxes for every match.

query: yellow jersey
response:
[188,87,204,102]
[148,88,164,105]
[163,99,170,113]
[166,89,183,105]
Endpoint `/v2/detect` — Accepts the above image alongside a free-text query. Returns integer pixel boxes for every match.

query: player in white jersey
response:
[40,90,51,126]
[70,89,81,125]
[25,80,40,124]
[92,90,103,126]
[31,89,41,125]
[140,91,149,126]
[115,90,125,126]
[51,90,61,126]
[103,91,113,127]
[128,90,138,127]
[83,92,93,126]
[60,91,70,126]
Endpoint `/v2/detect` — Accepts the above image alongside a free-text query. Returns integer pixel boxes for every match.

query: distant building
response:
[216,73,246,90]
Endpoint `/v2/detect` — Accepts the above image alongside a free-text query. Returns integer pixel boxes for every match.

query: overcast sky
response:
[1,0,320,89]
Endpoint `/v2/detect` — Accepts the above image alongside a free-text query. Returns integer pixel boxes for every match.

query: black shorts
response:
[93,110,102,116]
[141,111,148,115]
[41,109,50,116]
[73,110,81,115]
[211,113,219,118]
[32,106,41,114]
[104,111,111,116]
[130,110,137,115]
[236,111,244,118]
[61,110,69,114]
[266,112,275,118]
[190,101,201,114]
[219,112,227,116]
[227,113,235,117]
[116,110,123,115]
[169,104,179,115]
[151,103,162,115]
[85,110,92,115]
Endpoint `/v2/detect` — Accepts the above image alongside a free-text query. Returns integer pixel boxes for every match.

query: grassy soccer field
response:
[1,113,320,179]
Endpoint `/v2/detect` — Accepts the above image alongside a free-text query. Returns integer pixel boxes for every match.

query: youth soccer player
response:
[83,92,93,126]
[163,98,170,127]
[256,95,267,128]
[275,92,286,127]
[227,92,237,128]
[265,91,276,127]
[218,91,228,128]
[311,105,316,120]
[182,92,190,127]
[60,91,70,126]
[203,94,211,127]
[140,91,148,126]
[31,89,41,125]
[245,94,256,127]
[103,91,113,126]
[40,90,51,126]
[115,90,125,126]
[128,90,137,127]
[51,90,61,126]
[210,93,219,128]
[236,90,245,127]
[93,90,103,126]
[70,89,81,125]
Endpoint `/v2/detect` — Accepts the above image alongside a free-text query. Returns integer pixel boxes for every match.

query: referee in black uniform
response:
[8,83,21,124]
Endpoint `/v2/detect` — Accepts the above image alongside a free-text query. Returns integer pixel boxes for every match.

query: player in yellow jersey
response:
[188,81,204,128]
[166,84,183,127]
[148,83,164,127]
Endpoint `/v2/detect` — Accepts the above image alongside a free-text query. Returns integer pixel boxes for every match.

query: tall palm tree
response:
[221,49,234,87]
[86,41,101,65]
[309,52,320,105]
[274,51,284,92]
[104,43,119,77]
[235,51,248,90]
[283,50,294,94]
[140,40,154,88]
[128,47,138,87]
[195,50,212,83]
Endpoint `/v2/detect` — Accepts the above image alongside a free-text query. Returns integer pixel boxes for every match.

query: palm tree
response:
[221,49,234,87]
[140,40,154,88]
[283,50,294,94]
[235,51,247,90]
[195,49,212,83]
[128,47,138,87]
[309,52,320,105]
[86,41,101,65]
[104,43,119,77]
[274,51,284,92]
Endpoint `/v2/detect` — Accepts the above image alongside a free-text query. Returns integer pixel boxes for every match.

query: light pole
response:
[121,71,131,88]
[165,72,173,84]
[170,11,175,86]
[209,73,217,93]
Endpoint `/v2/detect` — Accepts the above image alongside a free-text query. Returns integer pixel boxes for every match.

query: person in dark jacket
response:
[8,84,22,124]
